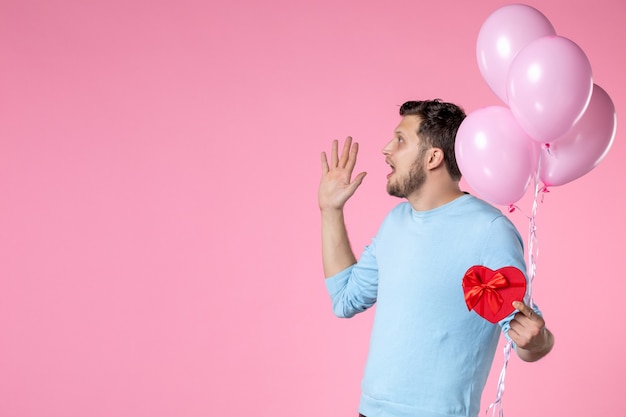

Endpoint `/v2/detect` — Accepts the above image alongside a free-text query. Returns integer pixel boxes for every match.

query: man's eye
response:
[397,137,404,143]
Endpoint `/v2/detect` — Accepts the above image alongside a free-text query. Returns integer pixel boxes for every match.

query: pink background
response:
[1,0,624,416]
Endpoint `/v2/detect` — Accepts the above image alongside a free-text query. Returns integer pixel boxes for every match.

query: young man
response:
[319,100,554,417]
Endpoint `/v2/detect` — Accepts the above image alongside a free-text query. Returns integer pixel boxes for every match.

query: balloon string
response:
[486,340,512,417]
[486,153,545,417]
[526,151,544,308]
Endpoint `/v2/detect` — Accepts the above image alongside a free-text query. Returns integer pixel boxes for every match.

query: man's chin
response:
[386,185,405,199]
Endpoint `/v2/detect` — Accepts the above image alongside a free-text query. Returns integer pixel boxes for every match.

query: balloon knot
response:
[507,205,516,213]
[542,143,552,155]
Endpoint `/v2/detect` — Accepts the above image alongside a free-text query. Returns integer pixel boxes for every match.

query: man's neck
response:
[406,180,464,212]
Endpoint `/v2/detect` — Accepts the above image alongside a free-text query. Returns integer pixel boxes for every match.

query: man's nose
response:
[382,140,392,155]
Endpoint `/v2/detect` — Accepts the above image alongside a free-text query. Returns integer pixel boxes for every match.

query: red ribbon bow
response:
[463,270,508,314]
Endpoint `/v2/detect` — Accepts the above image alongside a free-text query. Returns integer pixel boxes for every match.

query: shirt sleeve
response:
[480,215,542,335]
[324,239,379,318]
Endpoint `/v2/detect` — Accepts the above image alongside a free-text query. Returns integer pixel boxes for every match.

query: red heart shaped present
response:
[462,265,527,323]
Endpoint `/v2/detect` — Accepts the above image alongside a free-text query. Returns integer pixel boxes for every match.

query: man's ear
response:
[427,148,445,170]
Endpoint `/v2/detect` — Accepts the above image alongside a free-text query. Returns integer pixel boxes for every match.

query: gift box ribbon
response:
[463,270,508,313]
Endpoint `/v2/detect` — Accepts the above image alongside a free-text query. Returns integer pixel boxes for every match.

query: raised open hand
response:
[319,137,367,211]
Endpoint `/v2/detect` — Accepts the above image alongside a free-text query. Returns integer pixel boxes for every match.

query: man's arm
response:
[319,137,366,278]
[509,301,555,362]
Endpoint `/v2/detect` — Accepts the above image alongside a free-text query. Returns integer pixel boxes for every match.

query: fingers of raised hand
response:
[345,141,359,173]
[352,171,367,188]
[338,137,353,168]
[320,151,329,174]
[322,137,362,183]
[330,139,339,168]
[326,137,358,170]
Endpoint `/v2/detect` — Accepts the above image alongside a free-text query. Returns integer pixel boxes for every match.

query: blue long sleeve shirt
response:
[325,195,528,417]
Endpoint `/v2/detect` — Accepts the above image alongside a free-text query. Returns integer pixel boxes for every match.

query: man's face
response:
[383,116,429,198]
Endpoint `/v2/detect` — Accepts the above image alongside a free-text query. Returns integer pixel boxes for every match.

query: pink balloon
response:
[507,35,593,143]
[540,84,617,186]
[476,4,555,104]
[455,106,539,206]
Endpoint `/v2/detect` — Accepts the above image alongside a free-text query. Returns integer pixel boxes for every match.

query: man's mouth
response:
[386,159,395,179]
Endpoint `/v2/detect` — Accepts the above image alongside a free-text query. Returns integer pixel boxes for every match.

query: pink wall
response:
[1,0,624,416]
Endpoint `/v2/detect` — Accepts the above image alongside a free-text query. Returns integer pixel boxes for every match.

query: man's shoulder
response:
[459,194,505,217]
[452,195,521,235]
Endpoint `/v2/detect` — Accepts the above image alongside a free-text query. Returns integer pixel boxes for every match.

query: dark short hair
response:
[399,99,466,181]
